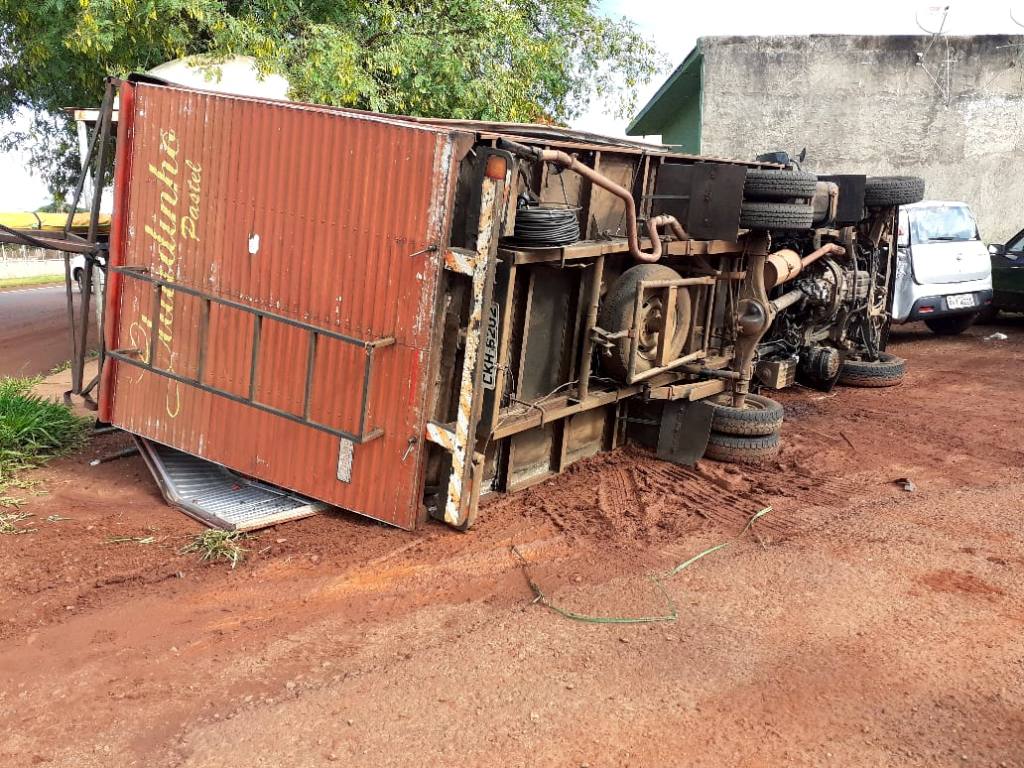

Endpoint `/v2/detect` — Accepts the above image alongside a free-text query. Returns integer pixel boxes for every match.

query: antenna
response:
[915,4,949,36]
[914,5,954,105]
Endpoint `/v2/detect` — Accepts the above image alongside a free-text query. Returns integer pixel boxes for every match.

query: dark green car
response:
[988,228,1024,314]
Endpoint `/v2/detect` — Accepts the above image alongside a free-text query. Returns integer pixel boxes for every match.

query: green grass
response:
[106,534,157,545]
[0,377,91,483]
[0,274,64,290]
[0,510,36,535]
[49,348,99,376]
[180,530,250,569]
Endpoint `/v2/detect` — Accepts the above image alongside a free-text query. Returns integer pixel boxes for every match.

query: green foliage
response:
[0,1,663,196]
[0,510,35,534]
[180,529,249,568]
[0,377,91,481]
[0,274,64,289]
[35,199,70,213]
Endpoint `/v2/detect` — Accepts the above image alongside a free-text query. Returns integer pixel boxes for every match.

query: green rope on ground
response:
[513,506,772,625]
[667,505,771,575]
[512,547,678,624]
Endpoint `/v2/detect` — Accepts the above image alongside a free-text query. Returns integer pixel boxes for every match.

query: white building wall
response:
[698,35,1024,242]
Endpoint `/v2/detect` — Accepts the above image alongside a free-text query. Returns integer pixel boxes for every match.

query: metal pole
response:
[74,80,114,395]
[576,255,604,402]
[63,252,80,393]
[86,81,113,245]
[64,82,113,236]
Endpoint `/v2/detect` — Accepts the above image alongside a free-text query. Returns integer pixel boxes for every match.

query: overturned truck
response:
[80,78,923,530]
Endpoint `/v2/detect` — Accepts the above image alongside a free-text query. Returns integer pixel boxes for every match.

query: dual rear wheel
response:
[740,169,817,231]
[700,350,907,465]
[703,393,784,464]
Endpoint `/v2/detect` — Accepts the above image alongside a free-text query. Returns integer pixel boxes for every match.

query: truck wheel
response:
[74,269,84,292]
[739,201,814,231]
[704,431,781,464]
[709,393,784,436]
[863,176,925,207]
[743,169,817,201]
[598,264,691,382]
[838,352,906,387]
[925,313,977,335]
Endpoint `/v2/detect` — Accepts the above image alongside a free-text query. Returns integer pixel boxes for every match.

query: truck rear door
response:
[99,80,466,529]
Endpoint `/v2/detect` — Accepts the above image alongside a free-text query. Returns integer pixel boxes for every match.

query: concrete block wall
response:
[0,258,65,280]
[698,35,1024,242]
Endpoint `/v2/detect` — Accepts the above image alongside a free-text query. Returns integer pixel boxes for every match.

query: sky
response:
[577,0,1024,138]
[0,110,51,211]
[1,1,1022,211]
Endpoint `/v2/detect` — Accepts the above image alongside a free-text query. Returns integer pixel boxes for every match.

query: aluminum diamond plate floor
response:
[135,437,327,531]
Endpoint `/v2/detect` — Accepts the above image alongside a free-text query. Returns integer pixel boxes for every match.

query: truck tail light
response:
[485,154,507,180]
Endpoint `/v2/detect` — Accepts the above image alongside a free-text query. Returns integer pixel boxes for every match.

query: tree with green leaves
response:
[0,0,662,203]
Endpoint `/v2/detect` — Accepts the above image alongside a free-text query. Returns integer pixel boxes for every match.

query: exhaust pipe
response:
[498,139,686,262]
[765,242,846,288]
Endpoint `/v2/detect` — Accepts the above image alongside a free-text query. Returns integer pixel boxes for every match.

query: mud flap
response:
[656,399,715,467]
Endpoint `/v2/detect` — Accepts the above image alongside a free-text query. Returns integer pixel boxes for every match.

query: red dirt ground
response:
[2,318,1024,767]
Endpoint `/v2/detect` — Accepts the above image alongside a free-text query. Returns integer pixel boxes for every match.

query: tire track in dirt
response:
[486,443,878,547]
[637,460,782,533]
[630,457,874,540]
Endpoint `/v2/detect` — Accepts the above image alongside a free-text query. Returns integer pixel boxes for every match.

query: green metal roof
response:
[626,45,703,137]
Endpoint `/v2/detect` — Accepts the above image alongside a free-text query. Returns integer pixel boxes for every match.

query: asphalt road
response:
[0,284,97,378]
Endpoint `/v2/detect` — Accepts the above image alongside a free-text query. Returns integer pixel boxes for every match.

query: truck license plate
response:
[946,293,976,309]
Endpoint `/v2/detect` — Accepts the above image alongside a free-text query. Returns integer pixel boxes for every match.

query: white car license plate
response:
[946,293,976,309]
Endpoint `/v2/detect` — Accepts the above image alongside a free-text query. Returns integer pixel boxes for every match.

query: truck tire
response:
[739,201,814,231]
[704,431,781,464]
[863,176,925,207]
[838,352,906,387]
[743,169,817,201]
[925,313,977,335]
[599,264,691,382]
[709,393,784,436]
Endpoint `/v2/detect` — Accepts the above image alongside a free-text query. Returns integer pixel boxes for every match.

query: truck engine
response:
[755,174,917,391]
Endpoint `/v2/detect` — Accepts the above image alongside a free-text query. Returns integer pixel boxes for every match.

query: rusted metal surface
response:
[500,139,687,264]
[100,81,464,529]
[429,149,510,529]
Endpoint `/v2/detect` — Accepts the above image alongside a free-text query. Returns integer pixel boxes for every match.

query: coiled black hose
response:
[510,204,580,247]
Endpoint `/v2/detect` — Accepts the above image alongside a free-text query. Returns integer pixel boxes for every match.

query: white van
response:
[891,201,993,335]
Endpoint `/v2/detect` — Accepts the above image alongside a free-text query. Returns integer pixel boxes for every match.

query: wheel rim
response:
[637,292,690,364]
[714,394,763,411]
[637,297,664,361]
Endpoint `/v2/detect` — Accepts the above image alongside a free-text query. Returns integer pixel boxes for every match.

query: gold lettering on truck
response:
[181,159,202,242]
[134,127,202,418]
